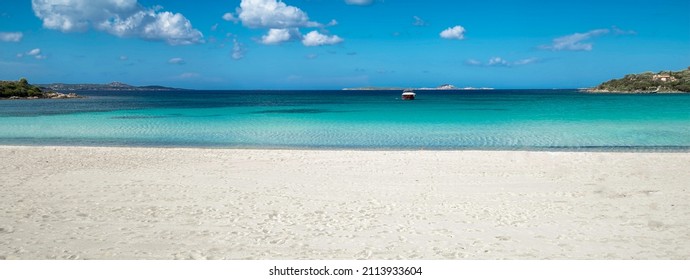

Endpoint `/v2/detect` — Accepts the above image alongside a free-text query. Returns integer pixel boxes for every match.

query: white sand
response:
[1,146,689,259]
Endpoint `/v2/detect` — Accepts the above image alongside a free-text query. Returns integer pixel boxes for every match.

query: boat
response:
[401,89,416,100]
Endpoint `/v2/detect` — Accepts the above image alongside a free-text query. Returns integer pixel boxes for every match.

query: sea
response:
[1,89,690,151]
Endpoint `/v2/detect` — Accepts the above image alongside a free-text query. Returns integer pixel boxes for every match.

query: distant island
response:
[585,67,690,93]
[2,79,187,100]
[416,84,494,91]
[343,84,494,91]
[1,78,79,99]
[37,81,185,91]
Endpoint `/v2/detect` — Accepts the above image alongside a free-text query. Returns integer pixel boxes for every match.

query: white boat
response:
[402,89,416,100]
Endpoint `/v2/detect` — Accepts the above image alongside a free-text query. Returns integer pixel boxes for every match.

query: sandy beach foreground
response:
[1,146,689,260]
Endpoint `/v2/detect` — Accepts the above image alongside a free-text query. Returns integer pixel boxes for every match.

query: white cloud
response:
[465,59,482,66]
[222,12,239,23]
[302,31,343,47]
[540,29,609,51]
[119,55,128,61]
[27,48,41,56]
[261,28,297,44]
[18,48,46,59]
[232,39,246,60]
[412,16,427,27]
[227,0,343,47]
[612,26,637,35]
[440,25,466,40]
[488,57,509,67]
[513,57,539,66]
[345,0,374,5]
[139,11,204,45]
[0,32,23,42]
[31,0,203,45]
[236,0,319,29]
[168,57,185,64]
[467,57,539,67]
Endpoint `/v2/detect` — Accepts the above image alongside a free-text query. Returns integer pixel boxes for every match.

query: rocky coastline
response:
[1,78,83,100]
[580,88,686,94]
[4,92,82,100]
[585,67,690,94]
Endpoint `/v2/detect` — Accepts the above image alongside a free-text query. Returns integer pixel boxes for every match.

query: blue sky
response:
[1,0,689,89]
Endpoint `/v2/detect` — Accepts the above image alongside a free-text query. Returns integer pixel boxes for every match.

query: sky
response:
[1,0,689,89]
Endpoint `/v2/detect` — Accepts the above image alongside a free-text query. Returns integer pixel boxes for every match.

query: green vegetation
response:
[0,78,43,98]
[592,67,690,93]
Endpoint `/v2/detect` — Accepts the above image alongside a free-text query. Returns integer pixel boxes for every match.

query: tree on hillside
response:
[0,78,43,97]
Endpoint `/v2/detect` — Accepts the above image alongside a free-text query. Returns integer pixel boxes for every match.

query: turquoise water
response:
[1,90,690,150]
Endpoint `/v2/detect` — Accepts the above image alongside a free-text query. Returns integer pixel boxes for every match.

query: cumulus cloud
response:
[345,0,374,5]
[440,25,466,40]
[31,0,203,45]
[227,0,343,47]
[302,31,343,46]
[540,29,609,51]
[261,28,298,44]
[466,57,539,67]
[0,32,23,42]
[168,57,185,65]
[235,0,319,29]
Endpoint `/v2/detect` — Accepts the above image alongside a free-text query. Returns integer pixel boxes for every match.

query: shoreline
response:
[580,88,688,94]
[0,92,82,100]
[2,146,689,259]
[3,144,690,153]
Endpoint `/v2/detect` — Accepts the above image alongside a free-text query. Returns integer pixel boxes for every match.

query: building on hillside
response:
[652,74,677,82]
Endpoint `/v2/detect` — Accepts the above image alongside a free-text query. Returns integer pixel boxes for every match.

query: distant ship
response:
[402,89,416,100]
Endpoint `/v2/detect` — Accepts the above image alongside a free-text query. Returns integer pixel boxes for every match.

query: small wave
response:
[250,108,351,114]
[111,116,169,119]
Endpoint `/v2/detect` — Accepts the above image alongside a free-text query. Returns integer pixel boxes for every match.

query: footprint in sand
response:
[355,249,373,260]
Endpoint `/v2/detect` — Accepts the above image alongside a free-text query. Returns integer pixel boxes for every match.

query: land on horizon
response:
[5,66,690,94]
[37,81,186,92]
[584,67,690,93]
[1,79,182,99]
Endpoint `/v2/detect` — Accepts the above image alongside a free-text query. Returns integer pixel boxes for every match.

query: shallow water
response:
[1,90,689,150]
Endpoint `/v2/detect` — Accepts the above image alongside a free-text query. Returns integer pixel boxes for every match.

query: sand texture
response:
[1,146,689,259]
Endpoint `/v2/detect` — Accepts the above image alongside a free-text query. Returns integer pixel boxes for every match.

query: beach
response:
[1,146,689,260]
